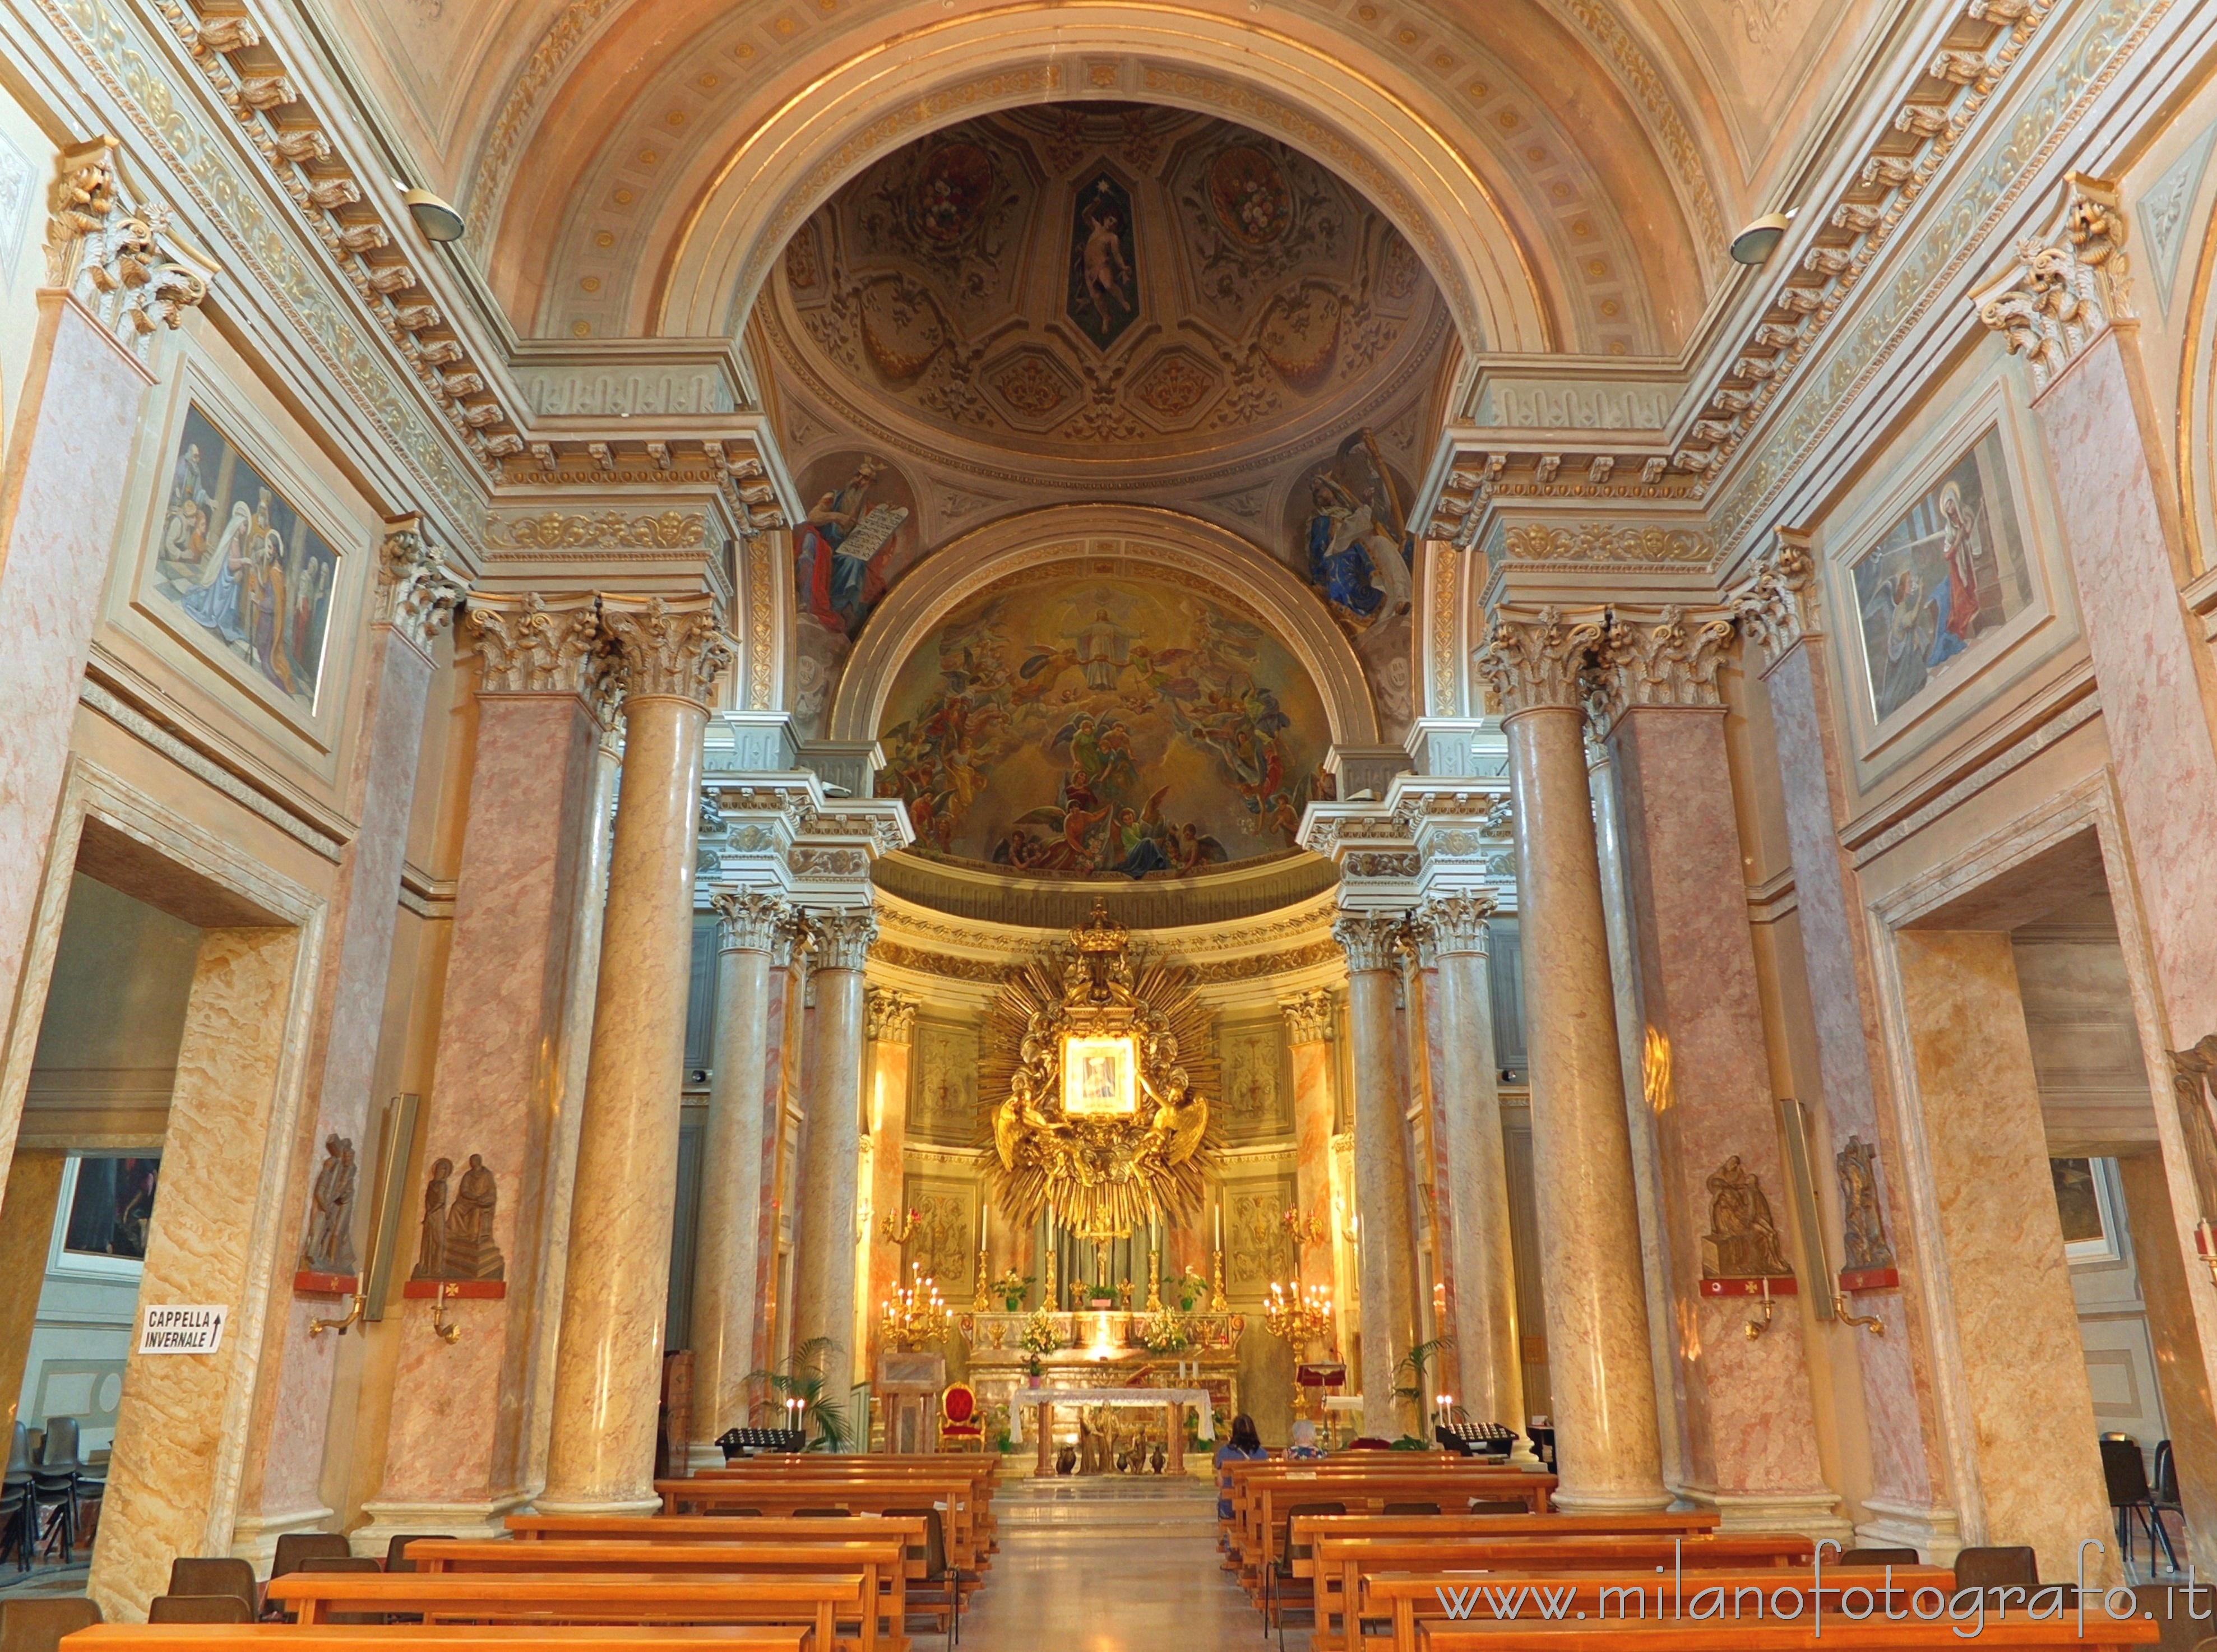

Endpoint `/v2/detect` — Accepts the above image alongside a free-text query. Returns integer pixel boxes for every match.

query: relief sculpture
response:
[1701,1155,1793,1279]
[1834,1135,1895,1273]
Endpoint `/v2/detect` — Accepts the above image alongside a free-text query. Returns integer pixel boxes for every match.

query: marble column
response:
[2118,1154,2217,1566]
[790,909,878,1436]
[230,525,466,1561]
[1335,914,1419,1438]
[357,592,606,1549]
[1596,606,1840,1533]
[1734,537,1951,1547]
[543,597,732,1512]
[1281,991,1337,1301]
[753,922,809,1374]
[0,1151,63,1437]
[1473,607,1668,1511]
[1413,895,1526,1447]
[1892,931,2113,1581]
[687,890,790,1470]
[862,991,918,1385]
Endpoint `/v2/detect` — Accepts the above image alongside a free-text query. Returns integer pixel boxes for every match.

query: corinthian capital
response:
[1971,175,2130,396]
[1471,605,1605,715]
[1731,533,1820,673]
[866,988,919,1045]
[466,592,602,696]
[599,595,735,706]
[1413,891,1497,957]
[376,518,468,649]
[711,889,789,953]
[810,908,879,971]
[1332,912,1406,973]
[1280,989,1335,1044]
[1589,604,1737,734]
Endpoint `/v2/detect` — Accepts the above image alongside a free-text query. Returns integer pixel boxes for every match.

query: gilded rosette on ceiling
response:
[983,900,1218,1242]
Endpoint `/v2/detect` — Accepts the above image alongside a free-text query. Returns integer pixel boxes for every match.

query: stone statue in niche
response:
[1701,1155,1793,1279]
[1834,1136,1895,1272]
[411,1157,452,1280]
[445,1153,505,1281]
[2168,1037,2217,1223]
[302,1133,358,1275]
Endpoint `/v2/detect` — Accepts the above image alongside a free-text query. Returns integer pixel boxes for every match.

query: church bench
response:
[404,1541,908,1652]
[261,1571,865,1651]
[692,1466,998,1545]
[62,1630,814,1650]
[1418,1613,2159,1651]
[499,1517,950,1599]
[1307,1534,1820,1652]
[1364,1566,1953,1652]
[654,1482,984,1569]
[1235,1470,1557,1580]
[1273,1510,1724,1603]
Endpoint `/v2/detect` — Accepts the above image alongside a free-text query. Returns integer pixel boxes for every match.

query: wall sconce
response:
[429,1280,462,1344]
[879,1206,920,1246]
[1743,1275,1776,1340]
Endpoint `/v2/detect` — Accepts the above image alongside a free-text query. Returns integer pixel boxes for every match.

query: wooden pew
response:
[653,1480,985,1571]
[691,1466,998,1549]
[262,1572,864,1652]
[63,1630,814,1650]
[1309,1533,1820,1652]
[1419,1614,2158,1650]
[406,1541,908,1652]
[1277,1510,1723,1604]
[1237,1469,1558,1580]
[1367,1567,1952,1652]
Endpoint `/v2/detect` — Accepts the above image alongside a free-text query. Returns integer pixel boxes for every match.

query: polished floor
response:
[961,1473,1294,1651]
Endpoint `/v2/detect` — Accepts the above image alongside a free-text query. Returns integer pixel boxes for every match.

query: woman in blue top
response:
[1215,1413,1268,1521]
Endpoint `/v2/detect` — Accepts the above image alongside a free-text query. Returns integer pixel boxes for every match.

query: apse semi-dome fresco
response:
[874,568,1330,881]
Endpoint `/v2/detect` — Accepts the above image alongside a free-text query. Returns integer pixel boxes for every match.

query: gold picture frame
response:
[1062,1035,1137,1117]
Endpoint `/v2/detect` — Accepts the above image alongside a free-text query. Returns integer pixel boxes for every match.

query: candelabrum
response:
[880,1262,950,1352]
[1210,1250,1229,1313]
[972,1248,989,1311]
[1263,1280,1334,1417]
[1281,1207,1326,1249]
[1146,1248,1163,1313]
[878,1206,920,1246]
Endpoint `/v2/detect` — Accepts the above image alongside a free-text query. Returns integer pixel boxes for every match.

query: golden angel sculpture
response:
[983,900,1218,1242]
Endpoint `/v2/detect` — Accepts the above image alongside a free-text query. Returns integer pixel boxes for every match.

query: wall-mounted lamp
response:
[1743,1275,1776,1340]
[401,187,465,243]
[1730,209,1797,266]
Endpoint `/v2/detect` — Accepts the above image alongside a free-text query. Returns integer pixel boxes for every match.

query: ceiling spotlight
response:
[402,187,466,243]
[1729,209,1795,266]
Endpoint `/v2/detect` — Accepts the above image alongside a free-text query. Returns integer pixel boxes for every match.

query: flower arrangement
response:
[1138,1311,1189,1353]
[1019,1306,1061,1357]
[992,1269,1034,1312]
[1178,1266,1205,1312]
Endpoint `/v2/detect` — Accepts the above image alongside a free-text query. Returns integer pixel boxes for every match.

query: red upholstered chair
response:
[939,1382,984,1452]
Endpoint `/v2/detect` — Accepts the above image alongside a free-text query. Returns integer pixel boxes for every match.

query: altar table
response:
[1013,1386,1215,1475]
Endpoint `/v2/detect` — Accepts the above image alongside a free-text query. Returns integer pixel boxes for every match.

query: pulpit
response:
[875,1351,946,1454]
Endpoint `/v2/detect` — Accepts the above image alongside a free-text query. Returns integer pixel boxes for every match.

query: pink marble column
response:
[1413,894,1526,1447]
[1597,607,1840,1533]
[1281,992,1337,1302]
[357,593,605,1547]
[1334,915,1419,1438]
[0,295,152,1178]
[687,891,789,1468]
[752,924,808,1375]
[1735,538,1952,1547]
[229,525,466,1561]
[790,910,877,1431]
[543,598,732,1512]
[1474,607,1668,1511]
[861,991,918,1389]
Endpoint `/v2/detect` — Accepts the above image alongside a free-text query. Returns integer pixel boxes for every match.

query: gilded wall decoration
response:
[1225,1177,1295,1296]
[902,1181,977,1297]
[910,1022,982,1144]
[484,511,707,550]
[1216,1021,1288,1142]
[875,570,1328,878]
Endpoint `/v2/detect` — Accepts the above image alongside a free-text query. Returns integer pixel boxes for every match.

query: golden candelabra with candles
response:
[881,1262,950,1353]
[1263,1280,1335,1418]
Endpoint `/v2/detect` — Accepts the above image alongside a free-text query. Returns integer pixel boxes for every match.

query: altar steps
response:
[997,1474,1220,1537]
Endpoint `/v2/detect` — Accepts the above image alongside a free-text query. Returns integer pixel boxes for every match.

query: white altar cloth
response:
[1010,1386,1215,1442]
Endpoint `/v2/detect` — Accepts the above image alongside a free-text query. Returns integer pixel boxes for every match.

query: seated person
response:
[1285,1419,1327,1461]
[1214,1413,1268,1520]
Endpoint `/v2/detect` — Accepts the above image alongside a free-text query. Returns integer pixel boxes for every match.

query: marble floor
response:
[960,1474,1293,1651]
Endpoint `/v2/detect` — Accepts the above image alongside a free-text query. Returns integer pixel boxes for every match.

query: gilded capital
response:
[811,908,879,971]
[1589,604,1737,735]
[600,595,735,707]
[1413,891,1497,957]
[1332,912,1406,974]
[1971,175,2129,396]
[1732,534,1820,673]
[376,519,468,649]
[1471,605,1604,715]
[466,592,602,696]
[45,138,215,351]
[1280,989,1335,1045]
[866,988,919,1045]
[711,889,789,953]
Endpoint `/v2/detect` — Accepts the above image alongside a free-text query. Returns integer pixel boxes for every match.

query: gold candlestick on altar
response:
[972,1248,989,1311]
[1043,1241,1058,1313]
[1210,1249,1228,1312]
[1146,1249,1163,1313]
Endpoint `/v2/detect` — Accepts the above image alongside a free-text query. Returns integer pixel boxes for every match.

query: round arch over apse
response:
[823,503,1384,753]
[652,6,1558,358]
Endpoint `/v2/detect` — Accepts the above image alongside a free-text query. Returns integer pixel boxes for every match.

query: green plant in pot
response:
[993,1269,1034,1312]
[743,1335,853,1452]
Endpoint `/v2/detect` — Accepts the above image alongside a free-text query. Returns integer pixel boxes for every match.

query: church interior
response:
[4,0,2217,1644]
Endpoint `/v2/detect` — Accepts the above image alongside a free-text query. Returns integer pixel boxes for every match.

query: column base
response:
[353,1494,528,1555]
[1677,1486,1855,1544]
[1550,1484,1678,1515]
[1855,1496,1963,1564]
[229,1506,335,1574]
[532,1493,665,1517]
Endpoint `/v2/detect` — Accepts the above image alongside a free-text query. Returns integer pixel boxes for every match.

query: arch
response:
[825,502,1382,751]
[652,7,1560,358]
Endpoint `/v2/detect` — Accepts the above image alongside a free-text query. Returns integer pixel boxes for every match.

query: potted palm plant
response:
[744,1336,854,1452]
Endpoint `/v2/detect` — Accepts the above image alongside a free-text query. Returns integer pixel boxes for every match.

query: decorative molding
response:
[463,0,624,243]
[1332,912,1406,973]
[1471,604,1604,715]
[375,517,468,649]
[1971,172,2129,394]
[811,908,880,971]
[869,940,1007,982]
[1730,531,1820,673]
[865,988,920,1045]
[1186,940,1345,983]
[1279,989,1335,1044]
[1412,891,1497,956]
[1498,523,1714,566]
[773,909,815,970]
[745,538,776,710]
[1341,851,1420,879]
[1589,603,1737,734]
[599,595,734,706]
[466,591,602,696]
[43,135,214,360]
[711,889,789,953]
[484,511,711,551]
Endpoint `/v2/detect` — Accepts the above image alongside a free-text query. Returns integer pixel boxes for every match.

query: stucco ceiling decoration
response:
[764,108,1450,488]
